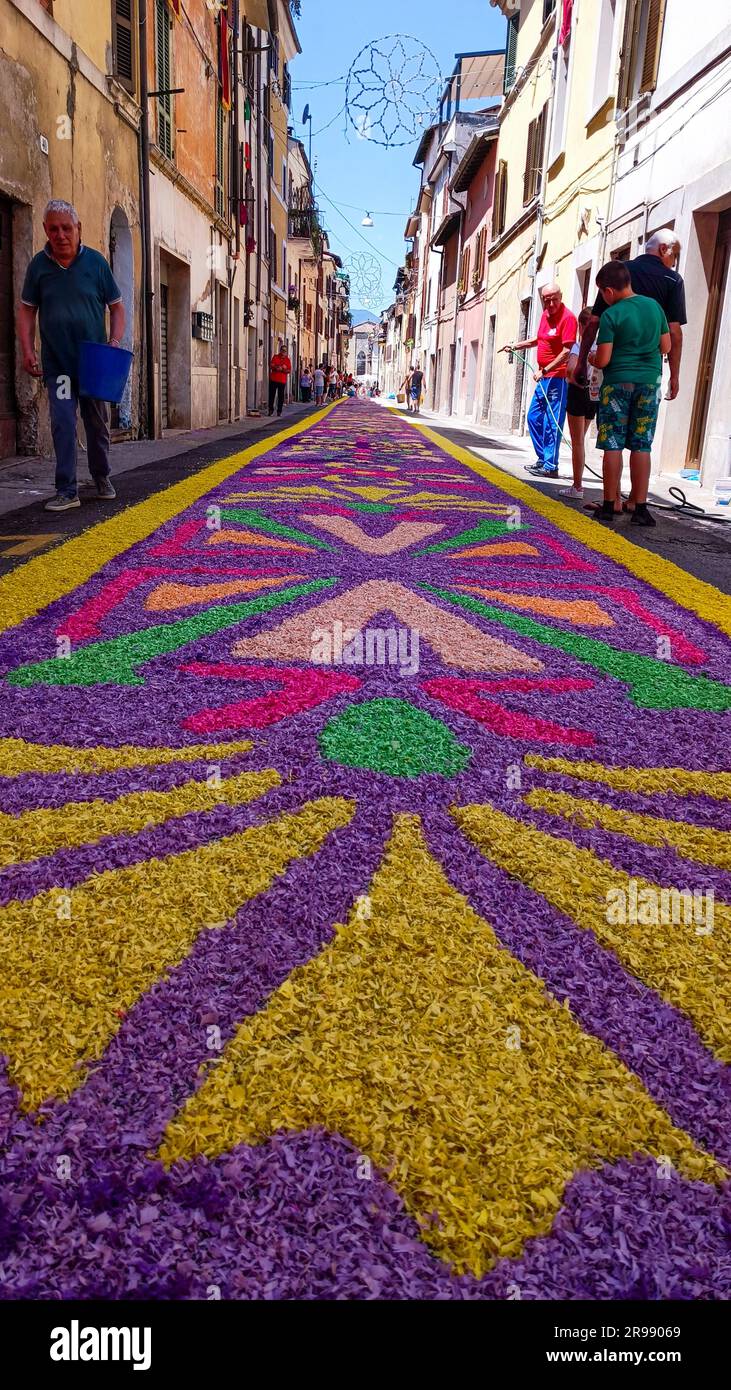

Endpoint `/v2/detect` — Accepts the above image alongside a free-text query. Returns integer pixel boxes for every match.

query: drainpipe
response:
[229,0,241,422]
[138,0,157,439]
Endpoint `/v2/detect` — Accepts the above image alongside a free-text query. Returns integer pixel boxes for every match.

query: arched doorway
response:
[110,207,134,430]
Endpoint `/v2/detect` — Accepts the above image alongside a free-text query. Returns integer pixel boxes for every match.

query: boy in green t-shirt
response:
[591,260,670,528]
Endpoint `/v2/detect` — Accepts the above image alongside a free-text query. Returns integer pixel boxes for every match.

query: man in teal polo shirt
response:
[17,200,126,511]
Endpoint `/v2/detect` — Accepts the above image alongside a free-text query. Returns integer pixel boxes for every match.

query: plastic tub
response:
[79,341,133,403]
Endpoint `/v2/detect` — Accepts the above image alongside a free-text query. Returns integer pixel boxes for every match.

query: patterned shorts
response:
[596,382,661,452]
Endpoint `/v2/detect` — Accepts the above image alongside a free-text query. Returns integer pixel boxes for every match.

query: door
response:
[465,339,479,416]
[482,314,496,419]
[686,210,731,464]
[447,343,457,415]
[218,285,229,421]
[160,283,169,430]
[512,298,530,432]
[0,196,17,459]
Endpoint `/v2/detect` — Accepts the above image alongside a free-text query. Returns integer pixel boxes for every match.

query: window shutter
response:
[523,118,536,205]
[494,160,508,237]
[215,102,225,217]
[156,0,173,160]
[113,0,135,93]
[535,102,548,196]
[617,0,642,110]
[640,0,667,93]
[504,14,519,93]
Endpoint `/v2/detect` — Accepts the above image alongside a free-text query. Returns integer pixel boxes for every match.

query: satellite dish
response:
[302,104,310,124]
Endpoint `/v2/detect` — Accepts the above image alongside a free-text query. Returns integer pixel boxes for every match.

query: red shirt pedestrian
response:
[536,303,577,377]
[268,345,291,417]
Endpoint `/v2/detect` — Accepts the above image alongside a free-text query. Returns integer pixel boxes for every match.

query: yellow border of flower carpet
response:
[395,413,731,639]
[0,400,343,637]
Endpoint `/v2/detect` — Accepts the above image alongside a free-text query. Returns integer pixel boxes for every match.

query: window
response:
[270,227,276,274]
[283,63,292,111]
[458,245,471,296]
[113,0,135,94]
[617,0,667,111]
[524,107,547,204]
[155,0,174,160]
[588,0,619,119]
[282,160,287,204]
[282,243,287,291]
[548,35,569,165]
[493,160,508,237]
[580,265,592,307]
[215,102,226,218]
[610,243,631,261]
[269,34,280,78]
[473,226,487,287]
[504,13,519,94]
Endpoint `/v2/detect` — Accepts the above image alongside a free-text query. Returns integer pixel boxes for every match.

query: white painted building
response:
[348,313,382,383]
[606,0,731,488]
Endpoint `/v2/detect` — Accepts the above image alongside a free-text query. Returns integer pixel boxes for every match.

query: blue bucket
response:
[79,341,133,403]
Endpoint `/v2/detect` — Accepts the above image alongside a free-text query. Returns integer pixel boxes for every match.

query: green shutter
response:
[156,0,173,160]
[504,14,519,94]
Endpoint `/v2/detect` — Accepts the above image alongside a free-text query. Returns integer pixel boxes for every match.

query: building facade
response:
[0,0,143,457]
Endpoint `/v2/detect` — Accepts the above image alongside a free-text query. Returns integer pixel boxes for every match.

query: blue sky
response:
[290,0,507,312]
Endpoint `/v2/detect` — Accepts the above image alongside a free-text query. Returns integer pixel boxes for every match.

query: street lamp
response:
[361,211,374,228]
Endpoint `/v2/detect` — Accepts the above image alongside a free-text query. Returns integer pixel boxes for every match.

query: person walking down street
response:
[559,308,605,501]
[17,199,124,512]
[269,341,291,416]
[409,363,425,416]
[327,366,338,401]
[299,363,313,402]
[399,368,413,412]
[313,363,326,407]
[500,284,577,478]
[590,260,670,529]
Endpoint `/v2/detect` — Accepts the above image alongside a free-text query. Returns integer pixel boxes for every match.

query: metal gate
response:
[160,284,169,429]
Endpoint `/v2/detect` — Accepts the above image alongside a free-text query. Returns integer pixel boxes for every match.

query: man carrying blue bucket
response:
[17,200,126,512]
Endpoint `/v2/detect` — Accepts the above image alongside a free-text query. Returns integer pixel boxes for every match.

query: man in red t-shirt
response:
[500,284,577,476]
[269,340,292,417]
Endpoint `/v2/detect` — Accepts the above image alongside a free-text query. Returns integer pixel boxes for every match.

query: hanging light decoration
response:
[361,211,374,227]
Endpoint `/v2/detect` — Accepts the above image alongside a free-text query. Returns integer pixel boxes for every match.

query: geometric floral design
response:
[0,400,729,1299]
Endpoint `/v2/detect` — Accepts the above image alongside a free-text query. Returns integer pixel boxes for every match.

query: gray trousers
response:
[47,380,111,498]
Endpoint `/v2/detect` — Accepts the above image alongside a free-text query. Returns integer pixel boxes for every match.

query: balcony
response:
[288,208,317,241]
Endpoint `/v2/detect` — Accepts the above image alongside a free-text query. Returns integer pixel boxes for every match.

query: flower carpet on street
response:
[0,400,729,1299]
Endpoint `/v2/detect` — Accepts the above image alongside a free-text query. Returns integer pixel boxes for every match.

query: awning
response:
[245,0,271,31]
[404,212,420,239]
[452,129,498,193]
[431,209,461,249]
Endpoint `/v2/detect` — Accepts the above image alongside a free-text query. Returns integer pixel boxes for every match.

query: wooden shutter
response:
[535,103,547,196]
[504,14,519,94]
[617,0,642,110]
[640,0,667,92]
[156,0,173,160]
[494,160,507,237]
[113,0,135,93]
[523,118,536,205]
[215,102,225,218]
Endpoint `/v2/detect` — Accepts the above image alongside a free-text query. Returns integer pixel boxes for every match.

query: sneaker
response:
[45,493,80,512]
[95,477,116,499]
[592,501,615,525]
[559,486,584,498]
[524,462,544,472]
[630,503,657,527]
[526,464,559,477]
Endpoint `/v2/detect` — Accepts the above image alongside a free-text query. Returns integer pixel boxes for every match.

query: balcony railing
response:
[289,208,317,240]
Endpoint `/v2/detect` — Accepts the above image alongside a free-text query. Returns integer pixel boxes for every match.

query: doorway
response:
[0,195,17,459]
[465,339,480,416]
[160,283,169,430]
[686,210,731,464]
[218,285,229,422]
[482,314,496,419]
[512,298,530,431]
[447,342,457,415]
[109,207,134,432]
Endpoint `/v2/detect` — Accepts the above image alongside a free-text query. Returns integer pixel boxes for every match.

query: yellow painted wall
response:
[542,0,616,312]
[484,0,554,430]
[52,0,113,76]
